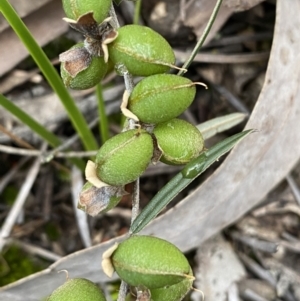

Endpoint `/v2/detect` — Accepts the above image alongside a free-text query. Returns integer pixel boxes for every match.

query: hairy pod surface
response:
[150,268,194,301]
[108,25,175,76]
[62,0,111,23]
[153,119,204,165]
[47,278,106,301]
[95,129,153,186]
[110,235,193,289]
[60,43,107,90]
[128,74,196,124]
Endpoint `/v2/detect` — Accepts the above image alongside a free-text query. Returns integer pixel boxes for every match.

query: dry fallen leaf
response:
[191,235,246,301]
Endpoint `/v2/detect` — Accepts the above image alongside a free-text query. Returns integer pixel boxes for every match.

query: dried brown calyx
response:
[78,181,128,216]
[63,13,118,62]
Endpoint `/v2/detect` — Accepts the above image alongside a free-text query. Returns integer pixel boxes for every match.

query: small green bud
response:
[60,43,107,90]
[95,129,154,186]
[108,25,178,76]
[102,235,194,289]
[126,74,201,124]
[62,0,111,24]
[153,119,204,165]
[47,278,106,301]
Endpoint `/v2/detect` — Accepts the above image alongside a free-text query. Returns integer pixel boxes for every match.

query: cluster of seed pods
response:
[54,0,207,300]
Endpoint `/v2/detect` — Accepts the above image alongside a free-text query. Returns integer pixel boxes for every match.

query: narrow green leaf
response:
[96,84,110,144]
[130,129,254,234]
[133,0,142,25]
[197,113,248,140]
[177,0,224,76]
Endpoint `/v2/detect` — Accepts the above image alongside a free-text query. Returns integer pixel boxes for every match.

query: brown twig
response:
[0,142,47,251]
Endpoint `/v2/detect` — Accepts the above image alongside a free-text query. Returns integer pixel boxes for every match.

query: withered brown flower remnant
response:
[78,181,127,216]
[59,13,118,89]
[63,13,118,62]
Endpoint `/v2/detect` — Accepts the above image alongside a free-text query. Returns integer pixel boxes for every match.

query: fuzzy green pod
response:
[150,268,194,301]
[108,25,176,76]
[95,129,153,186]
[47,278,106,301]
[109,235,193,289]
[62,0,111,23]
[128,74,197,124]
[60,43,107,90]
[154,119,204,165]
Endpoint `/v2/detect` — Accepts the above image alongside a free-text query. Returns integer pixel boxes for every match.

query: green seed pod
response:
[95,129,153,186]
[153,119,204,165]
[104,235,193,289]
[108,25,176,76]
[62,0,111,23]
[127,74,197,124]
[150,268,194,301]
[60,43,107,90]
[47,278,106,301]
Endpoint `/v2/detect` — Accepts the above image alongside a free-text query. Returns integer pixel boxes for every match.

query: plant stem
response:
[117,281,129,301]
[133,0,142,25]
[96,84,110,144]
[178,0,224,76]
[109,3,138,301]
[0,0,98,151]
[131,178,140,223]
[109,4,135,94]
